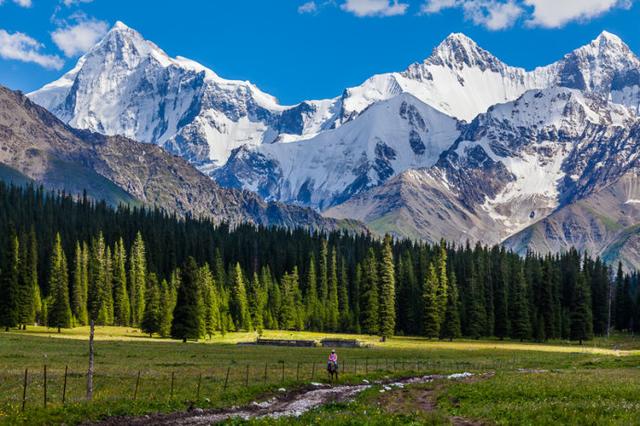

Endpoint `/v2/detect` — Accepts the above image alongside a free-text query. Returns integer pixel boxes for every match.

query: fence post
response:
[365,359,368,374]
[133,370,141,400]
[196,373,202,400]
[62,365,68,404]
[22,368,28,412]
[223,366,231,391]
[354,359,357,375]
[311,362,316,380]
[264,362,268,383]
[43,364,47,409]
[245,365,249,387]
[87,320,95,400]
[170,372,175,399]
[281,362,285,383]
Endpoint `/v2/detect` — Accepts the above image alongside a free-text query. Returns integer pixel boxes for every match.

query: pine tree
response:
[141,273,161,337]
[436,242,448,328]
[423,263,440,338]
[159,276,177,338]
[198,264,218,338]
[48,234,72,333]
[338,258,351,330]
[71,242,89,326]
[360,248,379,335]
[397,251,419,335]
[614,262,632,330]
[248,272,264,334]
[171,257,201,342]
[440,271,462,341]
[230,263,252,331]
[318,240,329,330]
[510,266,531,342]
[17,232,35,328]
[27,229,42,326]
[352,263,362,333]
[379,235,396,338]
[539,259,556,340]
[112,238,130,326]
[96,246,114,325]
[493,254,510,340]
[129,232,147,326]
[570,272,593,344]
[326,247,339,331]
[305,255,322,330]
[466,262,486,339]
[0,229,20,331]
[280,268,303,330]
[88,233,109,325]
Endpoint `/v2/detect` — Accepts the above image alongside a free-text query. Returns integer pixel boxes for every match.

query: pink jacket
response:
[329,353,338,362]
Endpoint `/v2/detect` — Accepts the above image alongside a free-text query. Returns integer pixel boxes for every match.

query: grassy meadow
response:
[0,327,639,424]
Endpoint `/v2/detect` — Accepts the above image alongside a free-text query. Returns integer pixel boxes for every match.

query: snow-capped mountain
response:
[215,93,461,209]
[27,25,640,268]
[28,22,312,169]
[331,33,554,123]
[553,31,640,113]
[326,87,640,244]
[0,85,358,233]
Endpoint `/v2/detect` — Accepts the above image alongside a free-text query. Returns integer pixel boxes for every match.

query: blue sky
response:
[0,0,638,104]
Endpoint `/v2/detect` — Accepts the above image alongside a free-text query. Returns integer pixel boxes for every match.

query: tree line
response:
[0,183,638,343]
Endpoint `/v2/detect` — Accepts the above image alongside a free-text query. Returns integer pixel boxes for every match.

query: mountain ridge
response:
[0,85,363,233]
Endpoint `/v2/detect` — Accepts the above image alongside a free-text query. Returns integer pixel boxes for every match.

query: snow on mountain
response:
[554,31,640,113]
[450,87,636,235]
[327,86,640,244]
[215,93,461,209]
[28,21,298,169]
[332,33,555,123]
[29,26,640,173]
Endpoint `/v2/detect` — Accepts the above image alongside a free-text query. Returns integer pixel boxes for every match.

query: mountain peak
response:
[111,20,131,31]
[426,32,504,72]
[435,32,481,54]
[573,30,631,57]
[594,30,624,45]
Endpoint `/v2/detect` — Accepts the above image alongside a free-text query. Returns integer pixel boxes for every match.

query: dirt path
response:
[379,373,494,426]
[92,373,487,425]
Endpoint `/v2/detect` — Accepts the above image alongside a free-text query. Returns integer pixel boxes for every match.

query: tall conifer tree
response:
[48,234,72,332]
[171,257,201,342]
[0,229,20,330]
[129,232,147,326]
[423,263,440,338]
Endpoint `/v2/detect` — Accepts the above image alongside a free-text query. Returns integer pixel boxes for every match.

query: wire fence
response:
[0,356,522,416]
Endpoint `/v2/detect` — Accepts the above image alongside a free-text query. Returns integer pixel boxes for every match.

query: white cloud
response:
[421,0,631,29]
[62,0,95,6]
[51,17,108,57]
[298,1,318,13]
[422,0,522,29]
[341,0,409,17]
[524,0,632,28]
[464,1,523,29]
[0,0,33,6]
[422,0,458,13]
[0,29,64,69]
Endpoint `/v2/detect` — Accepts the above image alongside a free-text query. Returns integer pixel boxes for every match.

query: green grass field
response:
[1,327,639,425]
